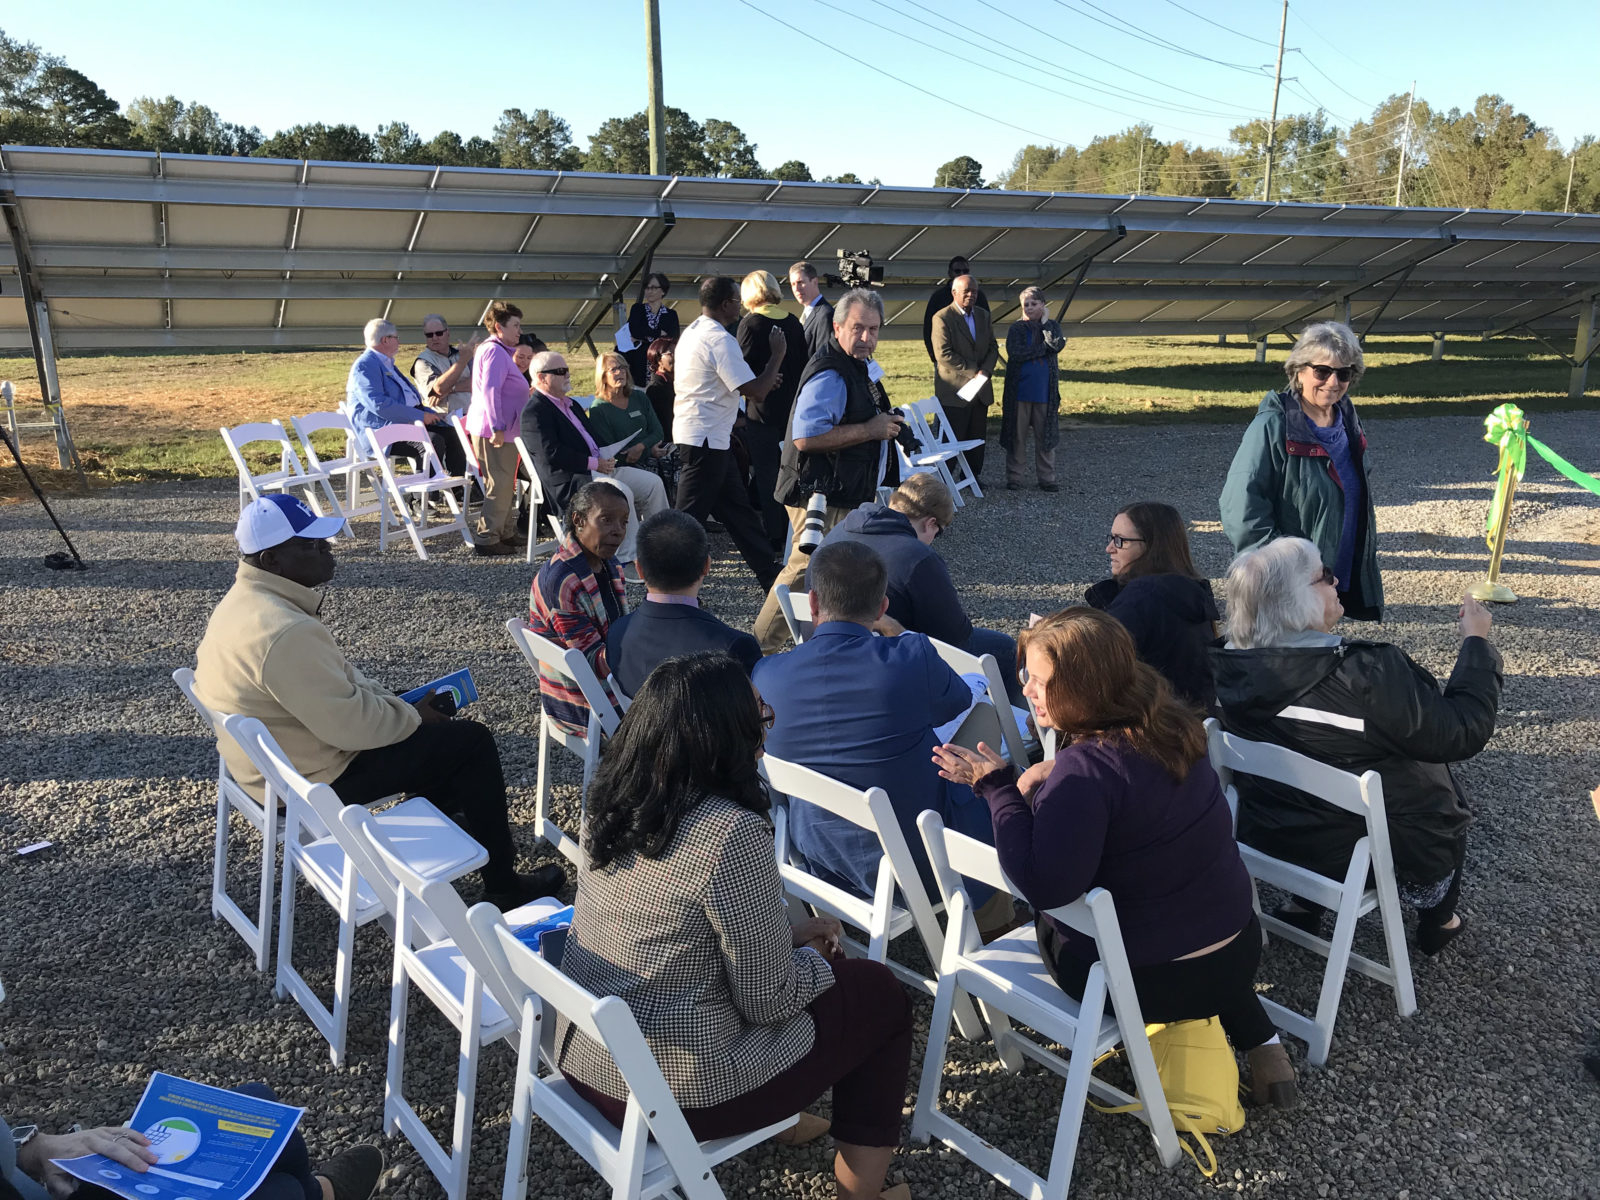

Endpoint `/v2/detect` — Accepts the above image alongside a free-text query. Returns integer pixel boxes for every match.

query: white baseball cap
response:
[236,494,345,554]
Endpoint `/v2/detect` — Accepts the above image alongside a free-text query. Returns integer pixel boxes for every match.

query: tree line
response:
[2,27,1592,214]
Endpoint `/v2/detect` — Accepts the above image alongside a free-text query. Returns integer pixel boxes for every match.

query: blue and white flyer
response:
[51,1073,305,1200]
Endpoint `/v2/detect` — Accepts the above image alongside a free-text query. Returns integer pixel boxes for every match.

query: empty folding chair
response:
[890,410,968,509]
[505,618,623,867]
[771,584,815,646]
[763,754,984,1040]
[927,636,1031,771]
[171,668,280,972]
[1205,719,1416,1066]
[905,396,985,504]
[913,810,1180,1199]
[223,715,489,1066]
[447,413,487,497]
[221,419,336,516]
[291,410,384,532]
[466,903,801,1200]
[365,421,473,559]
[512,435,563,564]
[344,805,563,1200]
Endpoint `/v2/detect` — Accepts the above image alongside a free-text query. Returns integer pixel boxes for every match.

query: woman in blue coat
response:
[1219,321,1382,621]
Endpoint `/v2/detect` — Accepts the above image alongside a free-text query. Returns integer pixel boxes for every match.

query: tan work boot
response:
[1246,1041,1298,1109]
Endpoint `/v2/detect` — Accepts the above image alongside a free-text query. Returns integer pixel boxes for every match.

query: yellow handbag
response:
[1091,1017,1246,1177]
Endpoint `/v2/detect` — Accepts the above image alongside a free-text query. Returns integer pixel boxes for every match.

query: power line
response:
[1158,0,1282,48]
[1051,0,1274,75]
[1289,47,1388,112]
[1286,4,1393,82]
[732,0,1075,147]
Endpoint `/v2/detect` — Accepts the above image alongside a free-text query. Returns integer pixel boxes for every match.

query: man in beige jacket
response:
[931,274,1000,479]
[193,494,562,909]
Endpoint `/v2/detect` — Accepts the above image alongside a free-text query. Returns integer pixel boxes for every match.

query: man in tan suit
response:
[931,274,1000,478]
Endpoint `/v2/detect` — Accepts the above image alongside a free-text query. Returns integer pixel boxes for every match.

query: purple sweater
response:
[975,737,1253,967]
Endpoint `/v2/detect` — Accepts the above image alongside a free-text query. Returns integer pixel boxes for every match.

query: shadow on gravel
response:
[0,732,211,782]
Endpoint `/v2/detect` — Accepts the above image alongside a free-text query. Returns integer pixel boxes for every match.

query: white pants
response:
[592,463,669,564]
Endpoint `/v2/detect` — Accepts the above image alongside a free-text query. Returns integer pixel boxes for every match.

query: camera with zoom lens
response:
[836,249,884,289]
[796,492,829,555]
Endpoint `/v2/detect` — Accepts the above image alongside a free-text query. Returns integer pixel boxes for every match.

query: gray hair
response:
[530,350,565,376]
[833,287,884,328]
[567,480,628,531]
[363,318,397,348]
[1223,537,1328,648]
[421,313,448,332]
[1019,286,1044,307]
[1285,321,1365,392]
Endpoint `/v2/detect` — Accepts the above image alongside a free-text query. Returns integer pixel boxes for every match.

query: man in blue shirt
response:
[751,288,904,653]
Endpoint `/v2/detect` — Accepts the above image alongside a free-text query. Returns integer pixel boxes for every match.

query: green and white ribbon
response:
[1482,402,1600,542]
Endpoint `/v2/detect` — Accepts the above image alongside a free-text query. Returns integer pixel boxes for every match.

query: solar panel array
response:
[3,145,1599,354]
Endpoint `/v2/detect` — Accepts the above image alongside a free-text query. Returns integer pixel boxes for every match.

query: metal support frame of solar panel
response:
[1,146,1597,401]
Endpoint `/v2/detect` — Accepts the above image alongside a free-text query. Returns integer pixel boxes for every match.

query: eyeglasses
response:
[1304,364,1354,383]
[759,700,776,730]
[1314,565,1339,587]
[424,328,448,337]
[539,367,571,376]
[1107,534,1146,550]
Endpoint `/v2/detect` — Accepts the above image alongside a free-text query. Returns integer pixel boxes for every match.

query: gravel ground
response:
[3,410,1600,1199]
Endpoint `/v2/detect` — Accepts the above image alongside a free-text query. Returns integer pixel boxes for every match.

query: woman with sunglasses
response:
[1220,321,1383,620]
[1088,501,1219,710]
[557,652,917,1200]
[1210,537,1502,957]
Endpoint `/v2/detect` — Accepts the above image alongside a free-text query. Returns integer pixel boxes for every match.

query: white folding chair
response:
[172,668,280,972]
[366,421,472,559]
[511,435,566,564]
[344,806,563,1200]
[224,715,488,1066]
[762,754,985,1040]
[221,419,337,516]
[290,410,384,531]
[505,618,624,867]
[906,396,985,504]
[928,636,1030,772]
[771,584,814,646]
[913,811,1181,1199]
[447,413,487,497]
[467,904,800,1200]
[1205,719,1416,1066]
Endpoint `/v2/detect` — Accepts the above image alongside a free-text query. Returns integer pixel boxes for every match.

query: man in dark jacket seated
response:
[604,510,760,697]
[1210,536,1501,957]
[812,472,1022,705]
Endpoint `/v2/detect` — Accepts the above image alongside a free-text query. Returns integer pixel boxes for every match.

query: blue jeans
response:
[963,626,1025,707]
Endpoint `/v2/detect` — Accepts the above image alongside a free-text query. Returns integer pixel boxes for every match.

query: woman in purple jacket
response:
[933,607,1297,1109]
[465,301,531,556]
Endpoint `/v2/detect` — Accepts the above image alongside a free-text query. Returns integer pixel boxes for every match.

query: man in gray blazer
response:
[931,275,1000,478]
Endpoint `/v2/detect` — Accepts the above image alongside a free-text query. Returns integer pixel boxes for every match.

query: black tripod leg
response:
[1,425,86,568]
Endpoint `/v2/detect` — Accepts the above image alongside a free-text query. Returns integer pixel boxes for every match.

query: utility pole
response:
[1394,81,1416,207]
[644,0,666,176]
[1564,152,1577,213]
[1262,0,1288,201]
[1134,132,1145,196]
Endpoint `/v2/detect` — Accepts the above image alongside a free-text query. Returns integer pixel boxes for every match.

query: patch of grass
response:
[1,332,1593,496]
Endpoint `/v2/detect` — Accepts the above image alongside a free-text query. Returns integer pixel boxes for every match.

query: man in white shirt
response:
[672,275,787,590]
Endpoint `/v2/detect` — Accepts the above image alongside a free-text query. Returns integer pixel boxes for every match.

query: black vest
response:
[776,343,881,508]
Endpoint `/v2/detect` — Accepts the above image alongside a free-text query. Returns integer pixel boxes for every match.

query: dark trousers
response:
[70,1084,317,1200]
[331,719,520,890]
[673,440,780,590]
[570,958,913,1147]
[1039,914,1277,1051]
[739,418,789,553]
[430,425,466,478]
[1289,846,1465,930]
[938,400,990,478]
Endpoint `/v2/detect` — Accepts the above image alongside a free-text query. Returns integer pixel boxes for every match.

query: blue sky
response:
[8,0,1597,185]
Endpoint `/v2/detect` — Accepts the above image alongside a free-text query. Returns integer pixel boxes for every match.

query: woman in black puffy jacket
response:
[1210,536,1501,956]
[1084,501,1219,710]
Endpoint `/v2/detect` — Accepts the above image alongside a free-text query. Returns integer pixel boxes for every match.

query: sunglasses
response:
[424,328,448,336]
[1314,565,1339,587]
[1107,534,1146,550]
[1305,364,1354,383]
[539,367,571,376]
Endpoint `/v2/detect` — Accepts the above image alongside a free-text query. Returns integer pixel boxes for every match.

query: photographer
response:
[752,289,904,654]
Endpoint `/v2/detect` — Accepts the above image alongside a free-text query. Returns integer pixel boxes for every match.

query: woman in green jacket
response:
[1219,321,1382,620]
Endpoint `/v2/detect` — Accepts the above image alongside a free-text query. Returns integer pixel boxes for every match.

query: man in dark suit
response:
[931,275,1000,478]
[753,541,1009,928]
[788,260,835,357]
[921,255,990,364]
[605,510,760,696]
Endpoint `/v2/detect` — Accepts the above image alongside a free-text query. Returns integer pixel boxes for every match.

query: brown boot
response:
[773,1111,830,1146]
[1246,1042,1298,1109]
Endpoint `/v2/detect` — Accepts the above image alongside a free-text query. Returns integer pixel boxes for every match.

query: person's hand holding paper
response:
[956,373,988,402]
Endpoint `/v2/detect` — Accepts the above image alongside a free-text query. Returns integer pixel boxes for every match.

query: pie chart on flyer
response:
[142,1116,201,1164]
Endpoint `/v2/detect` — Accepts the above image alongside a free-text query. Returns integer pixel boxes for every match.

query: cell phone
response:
[428,689,458,717]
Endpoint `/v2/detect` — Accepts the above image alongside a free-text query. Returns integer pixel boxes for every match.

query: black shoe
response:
[1039,482,1060,493]
[1273,902,1325,936]
[484,864,567,911]
[1418,913,1467,956]
[473,541,517,557]
[315,1144,383,1200]
[1585,1053,1600,1083]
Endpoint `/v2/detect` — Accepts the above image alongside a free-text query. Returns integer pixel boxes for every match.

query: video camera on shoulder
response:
[836,249,884,289]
